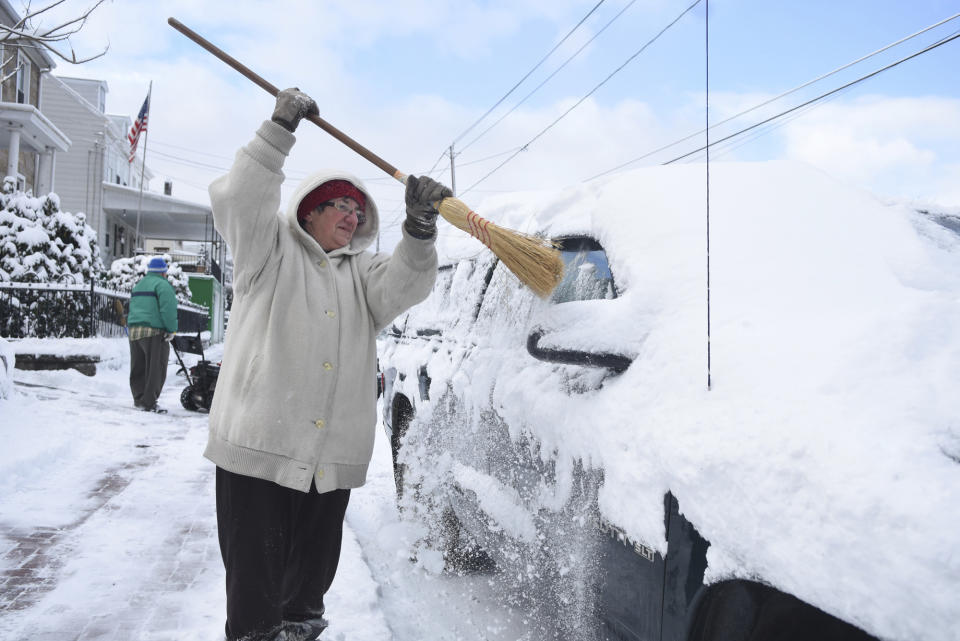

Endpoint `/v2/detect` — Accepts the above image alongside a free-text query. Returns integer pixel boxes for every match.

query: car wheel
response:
[686,581,878,641]
[180,386,197,411]
[439,506,495,574]
[391,395,414,501]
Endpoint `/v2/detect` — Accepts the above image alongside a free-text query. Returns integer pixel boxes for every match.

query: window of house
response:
[16,53,30,104]
[98,85,106,112]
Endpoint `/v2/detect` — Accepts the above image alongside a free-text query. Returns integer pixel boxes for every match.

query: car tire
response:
[439,505,495,574]
[391,395,414,502]
[686,581,878,641]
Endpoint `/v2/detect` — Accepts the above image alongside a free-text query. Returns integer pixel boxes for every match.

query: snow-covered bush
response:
[0,178,104,283]
[0,180,109,338]
[101,254,192,303]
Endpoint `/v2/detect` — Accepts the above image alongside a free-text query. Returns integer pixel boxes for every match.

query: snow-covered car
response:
[379,161,960,641]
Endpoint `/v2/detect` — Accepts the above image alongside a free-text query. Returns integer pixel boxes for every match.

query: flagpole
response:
[134,81,152,251]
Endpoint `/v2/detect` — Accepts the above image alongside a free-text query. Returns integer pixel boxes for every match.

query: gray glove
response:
[163,332,175,342]
[271,88,319,132]
[404,175,452,240]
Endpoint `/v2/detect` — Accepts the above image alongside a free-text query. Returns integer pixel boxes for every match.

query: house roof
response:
[102,182,213,242]
[0,101,70,152]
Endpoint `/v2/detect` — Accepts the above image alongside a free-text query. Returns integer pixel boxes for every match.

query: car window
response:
[551,236,616,303]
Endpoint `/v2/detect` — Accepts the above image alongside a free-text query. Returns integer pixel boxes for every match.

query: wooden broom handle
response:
[168,17,408,183]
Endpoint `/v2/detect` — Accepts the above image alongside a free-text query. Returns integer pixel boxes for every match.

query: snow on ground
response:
[0,338,535,640]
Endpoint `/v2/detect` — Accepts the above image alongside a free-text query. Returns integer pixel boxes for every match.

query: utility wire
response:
[151,139,236,161]
[585,11,960,181]
[450,0,607,146]
[150,149,231,173]
[423,149,451,180]
[461,0,703,196]
[682,93,840,163]
[459,0,638,155]
[458,146,525,168]
[660,29,960,166]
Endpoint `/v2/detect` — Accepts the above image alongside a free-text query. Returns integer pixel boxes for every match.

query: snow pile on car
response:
[417,159,960,641]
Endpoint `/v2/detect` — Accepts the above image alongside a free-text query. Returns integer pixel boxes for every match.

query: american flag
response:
[128,93,150,163]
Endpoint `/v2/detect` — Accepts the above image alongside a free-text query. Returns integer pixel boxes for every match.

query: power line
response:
[458,146,525,168]
[585,11,960,181]
[450,0,607,146]
[458,0,639,155]
[422,149,451,181]
[659,29,960,167]
[151,139,236,162]
[680,95,837,164]
[149,148,231,173]
[461,0,703,196]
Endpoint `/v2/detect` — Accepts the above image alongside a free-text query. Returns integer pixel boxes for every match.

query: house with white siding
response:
[42,75,227,339]
[39,75,150,259]
[41,75,222,266]
[0,0,70,195]
[0,1,227,338]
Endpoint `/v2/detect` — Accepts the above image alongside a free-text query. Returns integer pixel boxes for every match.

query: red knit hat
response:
[296,180,367,222]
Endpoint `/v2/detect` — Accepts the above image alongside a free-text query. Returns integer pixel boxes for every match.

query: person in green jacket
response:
[128,256,178,413]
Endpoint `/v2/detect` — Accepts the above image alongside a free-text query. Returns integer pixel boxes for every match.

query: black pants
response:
[129,333,169,408]
[216,467,351,641]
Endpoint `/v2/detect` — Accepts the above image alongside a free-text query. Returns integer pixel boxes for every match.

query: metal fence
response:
[0,282,209,339]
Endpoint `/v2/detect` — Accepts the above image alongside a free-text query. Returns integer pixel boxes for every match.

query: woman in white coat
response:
[206,88,451,641]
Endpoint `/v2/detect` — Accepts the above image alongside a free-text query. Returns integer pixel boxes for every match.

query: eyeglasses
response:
[321,198,366,225]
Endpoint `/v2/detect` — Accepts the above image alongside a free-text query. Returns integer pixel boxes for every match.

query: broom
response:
[167,18,564,298]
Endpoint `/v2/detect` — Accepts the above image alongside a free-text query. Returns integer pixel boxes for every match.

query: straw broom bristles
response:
[437,197,564,298]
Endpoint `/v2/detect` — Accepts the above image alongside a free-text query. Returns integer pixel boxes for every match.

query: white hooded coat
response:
[204,120,437,493]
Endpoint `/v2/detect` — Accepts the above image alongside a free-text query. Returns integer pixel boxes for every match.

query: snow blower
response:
[171,332,220,412]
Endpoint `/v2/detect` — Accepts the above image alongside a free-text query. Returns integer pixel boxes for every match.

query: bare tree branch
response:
[0,0,108,65]
[0,59,22,85]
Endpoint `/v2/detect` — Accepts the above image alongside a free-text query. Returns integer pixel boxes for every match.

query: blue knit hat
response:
[147,257,168,273]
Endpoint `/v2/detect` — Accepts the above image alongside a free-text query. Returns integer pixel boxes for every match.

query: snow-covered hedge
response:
[0,179,192,338]
[0,177,103,283]
[0,178,190,300]
[0,179,110,338]
[101,255,192,303]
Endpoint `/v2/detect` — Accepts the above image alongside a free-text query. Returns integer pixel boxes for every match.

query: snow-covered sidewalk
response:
[0,338,534,641]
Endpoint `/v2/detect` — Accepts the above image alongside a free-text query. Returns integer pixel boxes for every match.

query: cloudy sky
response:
[26,0,960,248]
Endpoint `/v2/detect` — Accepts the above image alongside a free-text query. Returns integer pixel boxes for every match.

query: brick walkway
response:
[1,458,154,614]
[0,378,225,641]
